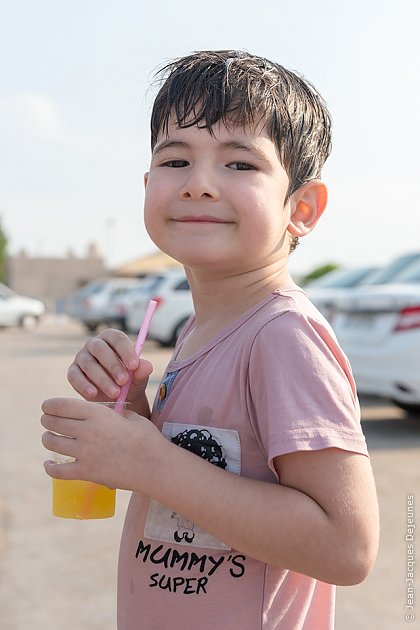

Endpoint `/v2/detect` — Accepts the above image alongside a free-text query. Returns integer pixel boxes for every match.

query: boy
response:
[41,50,379,629]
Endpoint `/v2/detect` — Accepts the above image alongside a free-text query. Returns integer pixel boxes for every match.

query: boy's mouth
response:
[174,215,232,223]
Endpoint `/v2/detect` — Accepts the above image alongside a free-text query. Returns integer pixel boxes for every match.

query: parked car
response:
[304,265,379,321]
[126,269,193,346]
[104,274,164,331]
[333,274,420,415]
[0,282,45,329]
[358,251,420,286]
[67,277,146,333]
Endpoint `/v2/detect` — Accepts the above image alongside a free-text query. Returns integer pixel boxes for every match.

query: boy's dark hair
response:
[150,50,332,252]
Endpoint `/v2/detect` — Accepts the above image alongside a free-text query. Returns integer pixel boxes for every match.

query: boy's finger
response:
[41,431,79,458]
[41,413,84,438]
[70,357,121,399]
[83,339,130,385]
[99,329,139,371]
[67,364,98,399]
[43,459,79,480]
[132,359,154,383]
[42,397,91,419]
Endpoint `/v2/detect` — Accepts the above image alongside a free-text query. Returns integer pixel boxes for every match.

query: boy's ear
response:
[287,180,328,237]
[144,172,149,188]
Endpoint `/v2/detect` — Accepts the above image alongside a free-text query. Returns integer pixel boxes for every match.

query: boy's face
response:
[144,119,293,274]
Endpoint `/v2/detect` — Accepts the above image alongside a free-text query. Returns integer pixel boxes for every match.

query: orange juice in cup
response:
[51,300,158,520]
[51,401,128,519]
[52,477,116,519]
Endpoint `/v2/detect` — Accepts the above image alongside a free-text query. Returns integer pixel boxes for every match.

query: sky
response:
[1,0,420,276]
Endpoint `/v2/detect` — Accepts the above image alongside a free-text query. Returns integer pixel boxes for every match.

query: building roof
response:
[114,250,182,276]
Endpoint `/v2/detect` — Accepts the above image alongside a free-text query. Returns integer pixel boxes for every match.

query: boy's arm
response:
[145,440,379,586]
[41,399,378,586]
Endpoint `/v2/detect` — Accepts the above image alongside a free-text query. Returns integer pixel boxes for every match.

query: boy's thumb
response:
[133,359,153,382]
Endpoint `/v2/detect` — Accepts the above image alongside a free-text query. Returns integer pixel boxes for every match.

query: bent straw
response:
[79,299,158,518]
[115,298,158,413]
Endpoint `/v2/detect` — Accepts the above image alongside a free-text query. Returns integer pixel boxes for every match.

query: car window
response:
[390,257,420,283]
[306,267,377,289]
[0,283,15,298]
[78,281,108,297]
[174,279,190,291]
[362,253,420,284]
[110,286,131,297]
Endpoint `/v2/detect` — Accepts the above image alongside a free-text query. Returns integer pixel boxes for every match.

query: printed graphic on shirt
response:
[156,370,179,412]
[134,539,246,596]
[144,423,241,550]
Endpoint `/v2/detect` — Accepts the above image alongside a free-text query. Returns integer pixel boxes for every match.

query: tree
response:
[300,263,341,286]
[0,217,8,284]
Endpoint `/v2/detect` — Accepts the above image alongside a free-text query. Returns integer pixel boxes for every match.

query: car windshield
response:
[388,257,420,283]
[361,252,420,285]
[77,281,109,297]
[305,267,377,289]
[0,283,16,298]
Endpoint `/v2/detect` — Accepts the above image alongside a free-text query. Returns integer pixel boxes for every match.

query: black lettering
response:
[197,577,208,594]
[150,545,172,568]
[135,540,151,562]
[149,572,159,588]
[172,577,186,592]
[184,578,196,594]
[187,553,208,573]
[207,555,225,576]
[230,555,246,578]
[148,573,209,595]
[170,549,190,571]
[158,574,172,591]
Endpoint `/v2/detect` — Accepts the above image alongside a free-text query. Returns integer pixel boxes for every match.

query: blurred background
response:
[1,1,419,628]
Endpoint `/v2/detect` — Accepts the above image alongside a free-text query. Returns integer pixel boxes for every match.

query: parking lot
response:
[0,317,418,629]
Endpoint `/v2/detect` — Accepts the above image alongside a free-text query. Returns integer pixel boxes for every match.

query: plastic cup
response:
[51,401,129,519]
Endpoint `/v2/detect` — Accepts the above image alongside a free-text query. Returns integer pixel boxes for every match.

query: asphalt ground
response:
[0,317,418,629]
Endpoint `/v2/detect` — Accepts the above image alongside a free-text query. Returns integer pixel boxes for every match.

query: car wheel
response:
[391,400,420,417]
[169,317,189,347]
[20,314,38,330]
[84,323,98,334]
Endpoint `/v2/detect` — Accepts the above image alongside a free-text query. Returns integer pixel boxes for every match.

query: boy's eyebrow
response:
[218,141,270,163]
[153,138,270,163]
[153,140,189,155]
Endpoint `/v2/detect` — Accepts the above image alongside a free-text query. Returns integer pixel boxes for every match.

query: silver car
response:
[67,277,145,333]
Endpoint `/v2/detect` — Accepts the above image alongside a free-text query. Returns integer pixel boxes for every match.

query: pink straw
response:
[114,299,158,413]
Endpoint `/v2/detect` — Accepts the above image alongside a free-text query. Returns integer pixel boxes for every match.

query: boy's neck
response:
[186,263,293,328]
[173,264,293,361]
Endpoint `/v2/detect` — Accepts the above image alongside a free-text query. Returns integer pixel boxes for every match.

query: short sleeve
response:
[247,310,369,475]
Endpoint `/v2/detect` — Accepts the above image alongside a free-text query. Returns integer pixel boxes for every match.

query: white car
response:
[333,281,420,415]
[0,282,45,329]
[126,269,193,346]
[104,275,164,331]
[304,265,378,322]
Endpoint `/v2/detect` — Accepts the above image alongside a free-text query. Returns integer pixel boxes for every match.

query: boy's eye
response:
[162,159,189,168]
[227,162,256,171]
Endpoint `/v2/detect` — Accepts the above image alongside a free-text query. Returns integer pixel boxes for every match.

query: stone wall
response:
[6,245,108,311]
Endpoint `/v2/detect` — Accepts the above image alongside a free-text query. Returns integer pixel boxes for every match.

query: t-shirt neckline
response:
[168,283,301,369]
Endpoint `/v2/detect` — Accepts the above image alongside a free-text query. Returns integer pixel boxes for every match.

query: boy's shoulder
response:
[246,284,343,361]
[249,283,329,332]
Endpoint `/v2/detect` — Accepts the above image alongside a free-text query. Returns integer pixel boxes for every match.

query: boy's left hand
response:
[41,397,165,492]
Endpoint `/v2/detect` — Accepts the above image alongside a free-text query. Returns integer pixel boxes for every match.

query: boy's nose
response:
[179,168,220,201]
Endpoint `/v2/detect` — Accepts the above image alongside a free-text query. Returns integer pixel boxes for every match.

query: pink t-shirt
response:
[117,286,368,629]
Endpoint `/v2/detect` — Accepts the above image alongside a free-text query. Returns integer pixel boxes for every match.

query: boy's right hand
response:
[67,328,153,414]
